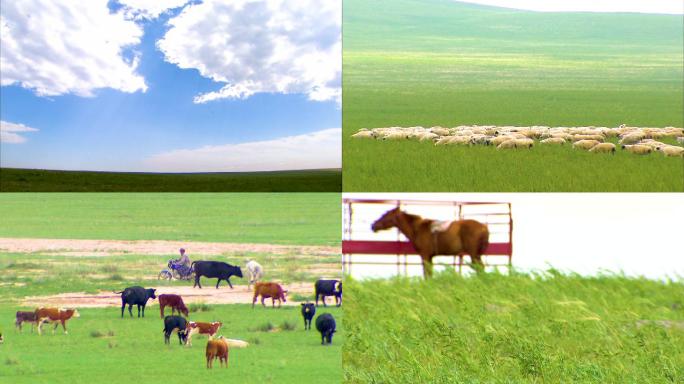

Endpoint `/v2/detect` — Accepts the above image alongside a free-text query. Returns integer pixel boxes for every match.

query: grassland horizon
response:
[0,167,342,192]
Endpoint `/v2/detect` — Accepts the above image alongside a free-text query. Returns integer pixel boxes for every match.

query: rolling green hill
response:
[0,168,341,192]
[343,0,684,191]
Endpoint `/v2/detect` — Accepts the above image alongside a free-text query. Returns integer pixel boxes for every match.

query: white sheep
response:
[658,145,684,157]
[351,131,375,139]
[622,144,652,155]
[588,143,616,154]
[572,140,600,150]
[496,139,518,150]
[540,138,565,145]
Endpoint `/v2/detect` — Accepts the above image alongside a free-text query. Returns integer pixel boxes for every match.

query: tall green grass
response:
[343,271,684,383]
[343,0,684,191]
[0,193,340,245]
[0,305,343,384]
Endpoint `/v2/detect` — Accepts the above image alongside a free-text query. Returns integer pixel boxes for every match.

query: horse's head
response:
[372,207,401,232]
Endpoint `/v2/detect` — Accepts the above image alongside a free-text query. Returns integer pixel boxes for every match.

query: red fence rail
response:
[342,198,513,276]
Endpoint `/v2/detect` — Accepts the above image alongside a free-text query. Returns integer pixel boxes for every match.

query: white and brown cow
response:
[185,321,222,346]
[35,307,80,335]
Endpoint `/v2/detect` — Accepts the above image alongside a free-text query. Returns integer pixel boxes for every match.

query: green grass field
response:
[0,193,342,383]
[0,193,340,246]
[0,304,342,384]
[343,0,684,191]
[0,168,341,192]
[343,271,684,383]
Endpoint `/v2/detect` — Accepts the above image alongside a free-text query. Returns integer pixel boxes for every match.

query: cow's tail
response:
[190,261,196,271]
[478,226,490,256]
[113,290,124,294]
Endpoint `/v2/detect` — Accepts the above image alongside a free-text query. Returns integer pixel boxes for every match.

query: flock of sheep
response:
[351,124,684,157]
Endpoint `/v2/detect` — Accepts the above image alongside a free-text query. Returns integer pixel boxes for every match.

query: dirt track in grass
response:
[20,283,326,308]
[0,237,339,257]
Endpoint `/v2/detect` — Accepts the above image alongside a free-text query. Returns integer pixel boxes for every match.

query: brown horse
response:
[371,207,489,278]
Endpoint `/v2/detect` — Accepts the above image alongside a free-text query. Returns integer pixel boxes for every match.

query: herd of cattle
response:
[351,125,684,156]
[7,259,343,369]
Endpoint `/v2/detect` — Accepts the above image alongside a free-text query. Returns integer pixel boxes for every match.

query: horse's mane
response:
[399,210,430,224]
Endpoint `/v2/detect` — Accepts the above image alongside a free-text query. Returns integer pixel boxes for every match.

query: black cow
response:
[163,316,188,345]
[315,279,342,307]
[115,286,156,318]
[192,261,243,289]
[301,303,316,330]
[315,313,336,345]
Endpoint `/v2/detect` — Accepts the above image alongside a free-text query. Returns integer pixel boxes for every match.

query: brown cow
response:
[15,311,37,332]
[205,337,229,369]
[185,321,222,346]
[252,282,288,308]
[158,294,189,318]
[372,207,489,278]
[35,307,80,335]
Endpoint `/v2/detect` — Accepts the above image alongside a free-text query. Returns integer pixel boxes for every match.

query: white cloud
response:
[118,0,190,20]
[144,128,341,172]
[0,120,39,144]
[157,0,341,104]
[0,0,147,97]
[457,0,683,14]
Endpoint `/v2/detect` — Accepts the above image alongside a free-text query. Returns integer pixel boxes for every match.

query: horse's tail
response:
[477,226,490,256]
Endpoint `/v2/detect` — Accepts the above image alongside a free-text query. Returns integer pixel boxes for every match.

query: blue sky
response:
[0,0,341,172]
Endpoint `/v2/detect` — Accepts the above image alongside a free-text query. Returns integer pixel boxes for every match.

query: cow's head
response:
[372,207,401,232]
[147,289,157,300]
[282,290,288,302]
[234,267,244,278]
[65,309,80,318]
[301,303,315,313]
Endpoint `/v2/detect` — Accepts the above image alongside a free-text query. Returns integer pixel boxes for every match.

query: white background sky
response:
[344,193,684,281]
[458,0,684,14]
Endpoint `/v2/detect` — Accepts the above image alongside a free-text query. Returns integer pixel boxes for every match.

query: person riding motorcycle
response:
[174,248,190,268]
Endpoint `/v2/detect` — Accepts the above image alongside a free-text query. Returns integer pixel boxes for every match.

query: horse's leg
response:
[421,255,434,279]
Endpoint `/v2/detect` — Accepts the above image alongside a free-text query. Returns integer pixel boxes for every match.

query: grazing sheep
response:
[351,131,374,139]
[618,133,645,145]
[514,138,534,149]
[572,140,600,150]
[430,127,450,136]
[622,144,652,155]
[540,138,565,145]
[588,143,616,154]
[658,145,684,157]
[496,139,518,150]
[491,136,516,146]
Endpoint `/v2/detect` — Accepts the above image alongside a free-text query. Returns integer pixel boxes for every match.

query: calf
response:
[205,337,229,369]
[35,307,80,335]
[185,321,222,346]
[163,315,188,345]
[245,260,263,290]
[115,286,156,318]
[15,311,37,332]
[315,279,342,307]
[252,282,288,308]
[192,261,243,289]
[301,303,316,330]
[159,294,189,318]
[315,313,336,345]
